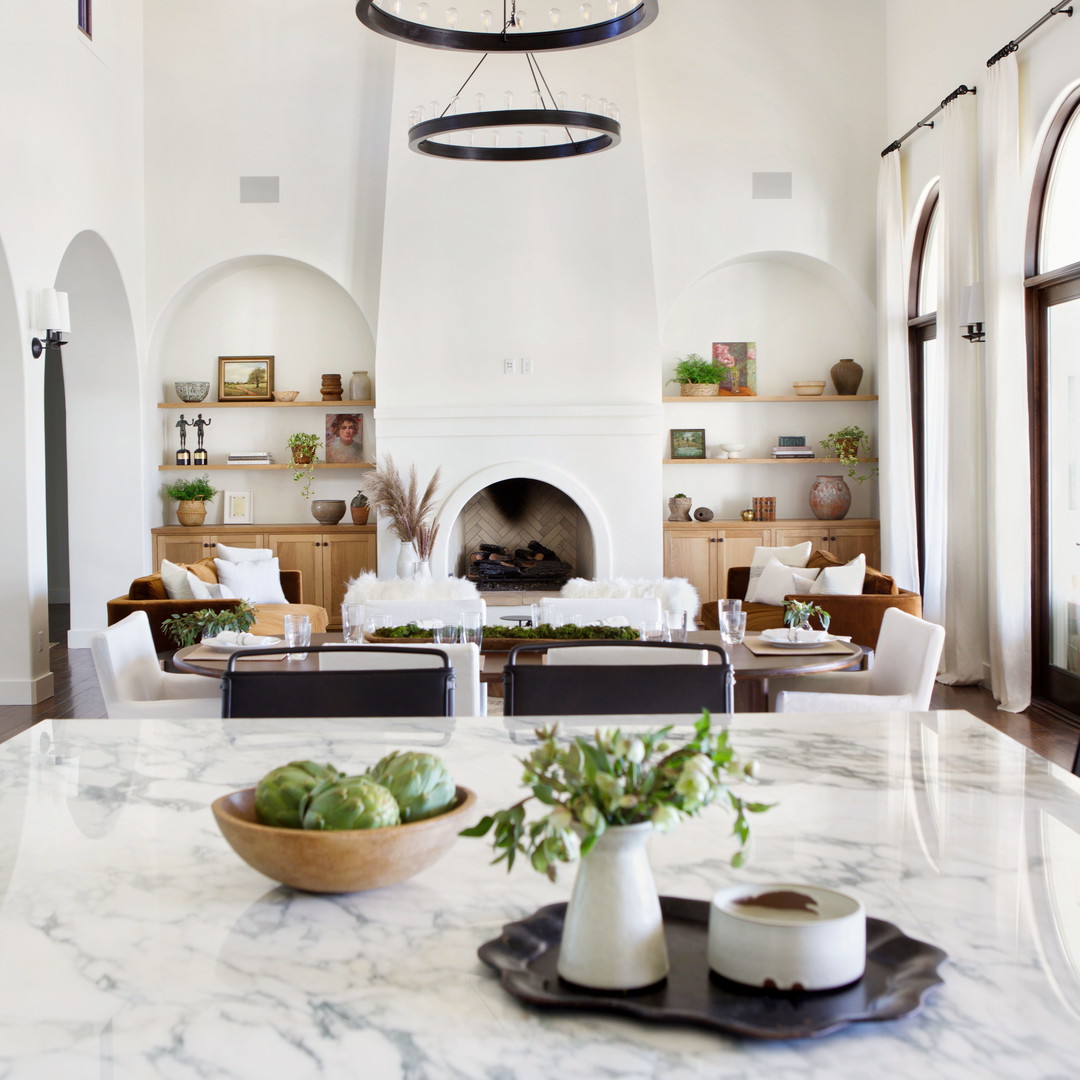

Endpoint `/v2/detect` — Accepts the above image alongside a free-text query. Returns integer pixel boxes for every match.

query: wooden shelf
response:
[663,457,879,465]
[157,400,375,409]
[159,462,375,471]
[662,395,877,403]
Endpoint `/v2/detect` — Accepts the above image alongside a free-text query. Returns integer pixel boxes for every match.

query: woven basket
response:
[680,383,720,397]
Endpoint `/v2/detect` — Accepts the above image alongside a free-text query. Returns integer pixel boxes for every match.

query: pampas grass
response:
[359,456,441,543]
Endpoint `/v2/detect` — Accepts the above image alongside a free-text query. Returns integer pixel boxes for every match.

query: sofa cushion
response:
[810,554,866,596]
[753,559,821,606]
[214,557,289,604]
[249,603,330,638]
[129,573,169,601]
[806,549,898,595]
[745,542,813,602]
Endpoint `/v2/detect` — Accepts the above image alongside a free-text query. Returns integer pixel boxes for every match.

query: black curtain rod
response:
[987,0,1073,66]
[880,85,976,157]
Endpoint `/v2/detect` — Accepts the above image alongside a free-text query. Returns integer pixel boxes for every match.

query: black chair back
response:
[1072,737,1080,778]
[502,641,734,716]
[221,645,454,718]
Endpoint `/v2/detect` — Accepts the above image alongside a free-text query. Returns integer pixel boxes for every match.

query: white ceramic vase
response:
[396,540,417,579]
[414,559,432,581]
[557,822,669,990]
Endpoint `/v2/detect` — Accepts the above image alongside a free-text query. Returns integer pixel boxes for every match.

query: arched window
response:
[1029,87,1080,713]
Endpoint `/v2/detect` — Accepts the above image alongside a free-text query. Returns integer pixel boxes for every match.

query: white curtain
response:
[982,54,1032,711]
[936,93,987,685]
[876,153,920,593]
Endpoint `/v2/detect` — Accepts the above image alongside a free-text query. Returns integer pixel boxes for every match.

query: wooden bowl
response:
[212,785,477,893]
[273,390,300,401]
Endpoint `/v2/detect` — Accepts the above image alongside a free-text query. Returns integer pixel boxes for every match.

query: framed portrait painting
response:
[218,356,274,402]
[670,428,706,459]
[325,413,365,463]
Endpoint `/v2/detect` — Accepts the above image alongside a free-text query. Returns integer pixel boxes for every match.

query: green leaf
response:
[730,850,746,869]
[533,783,557,805]
[458,816,495,838]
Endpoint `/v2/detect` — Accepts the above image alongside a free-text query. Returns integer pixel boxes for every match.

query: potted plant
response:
[359,456,441,578]
[350,490,370,525]
[162,474,217,527]
[287,433,322,499]
[783,599,832,641]
[160,600,257,647]
[820,425,878,482]
[667,492,692,521]
[667,353,727,397]
[462,711,770,990]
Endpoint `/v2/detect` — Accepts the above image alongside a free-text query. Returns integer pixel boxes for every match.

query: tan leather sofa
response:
[106,558,329,651]
[700,551,922,649]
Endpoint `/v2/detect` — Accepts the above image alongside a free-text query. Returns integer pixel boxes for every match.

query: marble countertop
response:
[1,710,1078,1078]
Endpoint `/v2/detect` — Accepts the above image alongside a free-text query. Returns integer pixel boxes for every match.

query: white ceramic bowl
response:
[719,442,745,457]
[708,883,865,990]
[792,381,827,396]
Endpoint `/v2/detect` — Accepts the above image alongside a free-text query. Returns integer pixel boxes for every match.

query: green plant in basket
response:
[162,474,217,502]
[161,601,258,648]
[667,353,725,386]
[461,710,771,880]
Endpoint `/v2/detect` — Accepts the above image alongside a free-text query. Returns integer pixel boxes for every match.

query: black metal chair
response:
[502,640,734,716]
[221,645,454,718]
[1072,737,1080,778]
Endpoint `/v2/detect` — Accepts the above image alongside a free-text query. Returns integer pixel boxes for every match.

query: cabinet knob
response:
[203,542,210,548]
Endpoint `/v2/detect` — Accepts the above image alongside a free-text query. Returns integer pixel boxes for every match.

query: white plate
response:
[200,635,282,653]
[761,629,834,648]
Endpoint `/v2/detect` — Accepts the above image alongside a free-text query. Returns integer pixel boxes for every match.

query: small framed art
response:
[712,342,757,394]
[218,356,274,402]
[325,413,365,463]
[670,428,706,459]
[223,490,254,524]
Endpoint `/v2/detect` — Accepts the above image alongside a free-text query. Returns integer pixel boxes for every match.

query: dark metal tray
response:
[478,895,946,1040]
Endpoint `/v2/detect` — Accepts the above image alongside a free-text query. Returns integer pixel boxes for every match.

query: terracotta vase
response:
[830,358,864,395]
[350,491,369,525]
[809,475,852,521]
[175,500,207,527]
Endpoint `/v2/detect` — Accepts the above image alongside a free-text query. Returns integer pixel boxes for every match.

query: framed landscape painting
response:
[712,342,757,394]
[670,428,706,459]
[218,356,274,402]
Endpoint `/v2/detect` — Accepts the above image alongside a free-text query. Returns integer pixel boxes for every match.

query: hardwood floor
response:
[2,607,1078,771]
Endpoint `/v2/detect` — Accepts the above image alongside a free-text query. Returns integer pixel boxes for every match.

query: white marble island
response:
[0,710,1078,1079]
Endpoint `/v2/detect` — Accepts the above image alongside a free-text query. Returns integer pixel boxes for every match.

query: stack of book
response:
[771,445,815,459]
[227,451,275,465]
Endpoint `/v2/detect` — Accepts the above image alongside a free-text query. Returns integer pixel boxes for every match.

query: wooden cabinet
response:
[151,525,376,627]
[771,522,880,569]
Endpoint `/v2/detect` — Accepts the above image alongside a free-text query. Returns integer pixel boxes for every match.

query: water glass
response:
[720,598,743,616]
[459,611,483,648]
[364,613,389,637]
[720,610,747,647]
[529,603,543,629]
[341,603,366,644]
[433,623,460,645]
[664,609,688,643]
[283,613,311,660]
[639,619,664,643]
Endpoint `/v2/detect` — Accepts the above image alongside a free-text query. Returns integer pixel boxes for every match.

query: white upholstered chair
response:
[538,597,662,627]
[90,611,222,719]
[772,608,945,713]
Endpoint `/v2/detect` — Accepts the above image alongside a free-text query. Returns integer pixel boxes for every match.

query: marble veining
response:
[0,710,1078,1078]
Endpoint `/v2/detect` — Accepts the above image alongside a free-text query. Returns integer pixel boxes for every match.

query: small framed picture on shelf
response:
[712,342,757,394]
[223,490,254,524]
[218,356,274,402]
[325,413,365,463]
[670,428,706,459]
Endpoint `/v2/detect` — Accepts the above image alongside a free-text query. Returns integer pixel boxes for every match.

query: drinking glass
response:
[664,609,688,643]
[720,598,742,617]
[283,613,311,660]
[529,603,543,629]
[341,603,366,645]
[433,623,460,645]
[639,619,664,643]
[364,613,389,638]
[720,610,747,647]
[459,611,483,648]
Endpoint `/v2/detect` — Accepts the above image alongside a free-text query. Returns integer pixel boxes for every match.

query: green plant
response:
[162,474,217,502]
[371,623,640,641]
[302,775,402,830]
[819,425,877,482]
[461,710,771,879]
[367,751,457,823]
[160,601,257,647]
[287,433,322,499]
[672,493,688,500]
[667,353,725,385]
[784,599,831,632]
[255,761,344,828]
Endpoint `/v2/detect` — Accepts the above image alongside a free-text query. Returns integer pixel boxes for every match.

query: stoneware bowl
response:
[792,380,827,396]
[273,390,300,401]
[310,498,347,525]
[212,785,477,893]
[174,380,210,402]
[708,883,866,991]
[719,442,745,458]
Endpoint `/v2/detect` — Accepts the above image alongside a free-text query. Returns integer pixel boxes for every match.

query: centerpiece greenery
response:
[783,599,831,633]
[287,433,322,499]
[161,600,258,647]
[372,623,640,641]
[820,425,877,482]
[461,710,771,878]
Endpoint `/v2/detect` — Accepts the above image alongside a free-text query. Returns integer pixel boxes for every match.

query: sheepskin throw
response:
[559,577,700,627]
[343,572,480,606]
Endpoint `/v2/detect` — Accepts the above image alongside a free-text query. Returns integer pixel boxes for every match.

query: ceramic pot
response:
[396,540,417,579]
[667,497,692,522]
[809,475,851,521]
[830,358,864,395]
[557,823,669,990]
[175,500,207,527]
[348,371,371,401]
[680,383,719,397]
[350,491,369,525]
[413,560,432,581]
[311,499,346,525]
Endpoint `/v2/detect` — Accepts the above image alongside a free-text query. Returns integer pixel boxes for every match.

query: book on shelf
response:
[227,451,275,464]
[771,447,815,457]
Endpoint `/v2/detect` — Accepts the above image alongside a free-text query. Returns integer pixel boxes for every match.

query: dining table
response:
[1,708,1078,1078]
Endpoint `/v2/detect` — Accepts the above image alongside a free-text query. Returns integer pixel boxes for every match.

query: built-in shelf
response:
[662,457,879,465]
[662,395,878,403]
[157,399,375,409]
[159,462,374,471]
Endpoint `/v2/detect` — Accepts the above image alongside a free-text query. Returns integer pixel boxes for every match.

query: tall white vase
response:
[557,822,669,990]
[396,541,417,579]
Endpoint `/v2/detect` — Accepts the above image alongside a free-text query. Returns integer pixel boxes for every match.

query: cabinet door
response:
[266,534,326,607]
[322,533,377,626]
[716,527,772,597]
[771,526,833,552]
[155,533,216,566]
[664,531,719,606]
[829,525,881,568]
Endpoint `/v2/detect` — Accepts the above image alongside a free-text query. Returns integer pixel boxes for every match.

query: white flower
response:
[623,737,645,764]
[743,759,761,780]
[548,805,573,831]
[676,768,711,803]
[651,805,682,833]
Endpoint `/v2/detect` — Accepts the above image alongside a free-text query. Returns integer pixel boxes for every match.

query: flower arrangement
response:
[461,710,771,879]
[359,456,441,545]
[784,599,831,633]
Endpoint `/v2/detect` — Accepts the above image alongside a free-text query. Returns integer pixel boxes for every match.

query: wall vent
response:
[239,176,280,203]
[752,172,792,200]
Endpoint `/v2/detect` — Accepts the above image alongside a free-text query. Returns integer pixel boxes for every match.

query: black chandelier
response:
[355,0,658,52]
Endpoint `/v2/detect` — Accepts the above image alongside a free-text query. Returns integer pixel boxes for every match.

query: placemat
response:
[184,646,287,662]
[743,634,853,657]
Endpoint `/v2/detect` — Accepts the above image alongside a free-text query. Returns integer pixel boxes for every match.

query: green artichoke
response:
[254,760,342,828]
[367,751,457,823]
[301,776,401,831]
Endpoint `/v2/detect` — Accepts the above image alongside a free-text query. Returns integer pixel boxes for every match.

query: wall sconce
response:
[29,288,71,358]
[960,283,985,344]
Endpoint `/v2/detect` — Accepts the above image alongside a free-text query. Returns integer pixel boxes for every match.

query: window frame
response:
[78,0,92,39]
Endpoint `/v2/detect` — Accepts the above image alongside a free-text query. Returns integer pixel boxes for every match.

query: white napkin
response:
[202,631,278,647]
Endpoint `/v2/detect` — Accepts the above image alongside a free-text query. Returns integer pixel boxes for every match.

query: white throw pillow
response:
[186,571,234,601]
[752,559,822,606]
[160,559,196,600]
[215,543,274,563]
[745,542,813,602]
[810,553,866,596]
[213,557,288,604]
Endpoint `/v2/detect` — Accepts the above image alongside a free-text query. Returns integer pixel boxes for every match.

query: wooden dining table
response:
[170,631,864,712]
